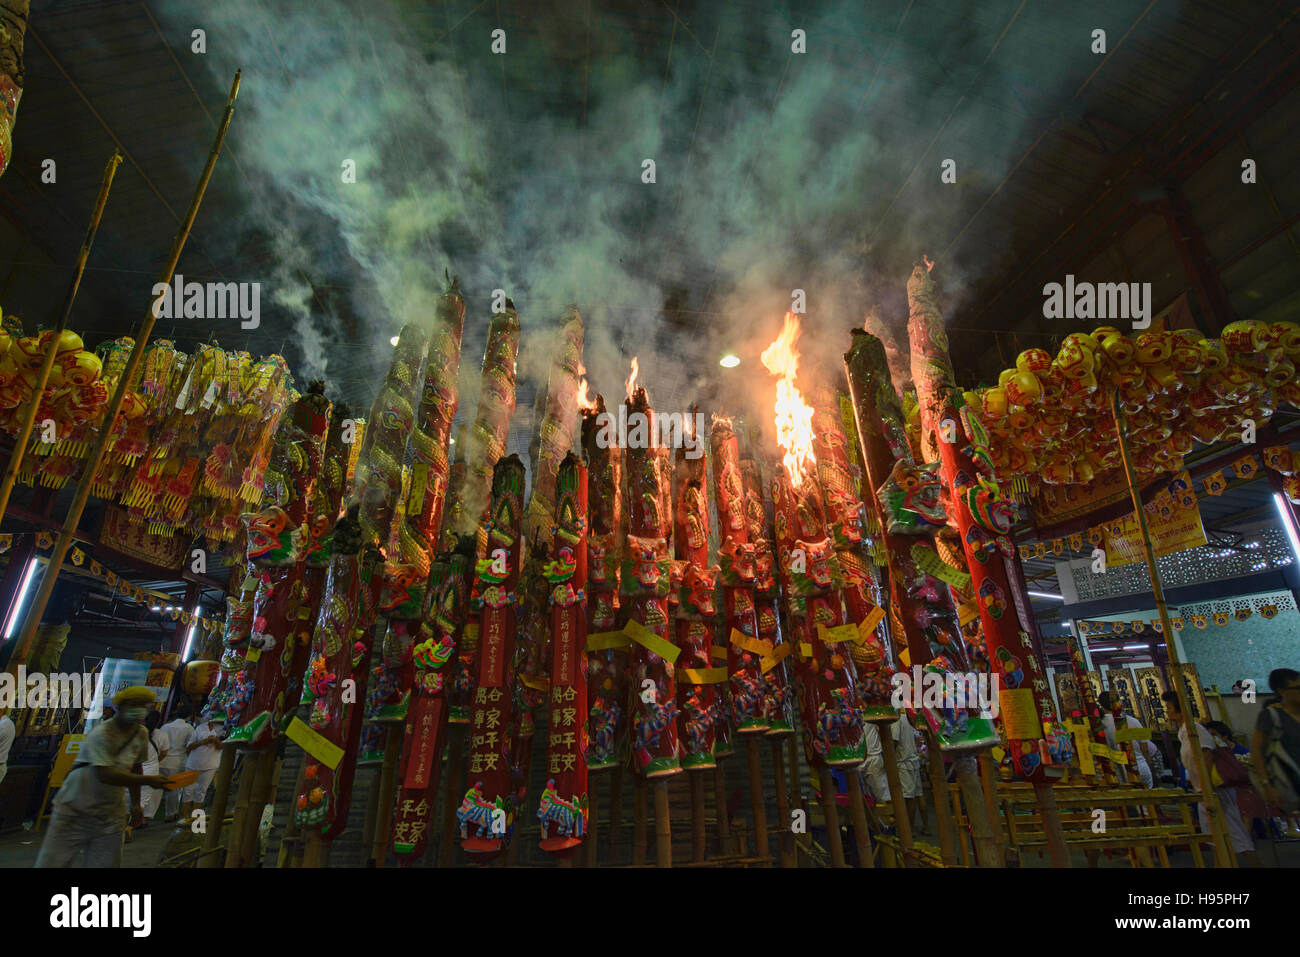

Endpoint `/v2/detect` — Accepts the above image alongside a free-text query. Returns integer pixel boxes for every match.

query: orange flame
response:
[575,377,595,411]
[625,356,639,399]
[760,312,816,486]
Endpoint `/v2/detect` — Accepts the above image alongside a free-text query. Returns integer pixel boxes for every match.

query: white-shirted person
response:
[158,707,193,821]
[1162,690,1258,866]
[0,705,15,787]
[181,712,225,819]
[1098,691,1157,788]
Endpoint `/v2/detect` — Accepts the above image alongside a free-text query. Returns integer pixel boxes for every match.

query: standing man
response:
[1098,691,1157,788]
[1162,689,1258,867]
[34,687,170,867]
[0,705,15,787]
[180,712,225,820]
[157,705,192,822]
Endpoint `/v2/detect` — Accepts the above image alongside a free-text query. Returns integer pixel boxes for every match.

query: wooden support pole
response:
[653,779,671,868]
[6,72,242,675]
[712,762,731,854]
[223,758,255,868]
[235,750,276,868]
[609,765,623,865]
[302,830,328,867]
[633,772,647,866]
[276,759,308,868]
[978,753,1005,866]
[1110,388,1234,868]
[879,730,913,861]
[816,768,847,868]
[584,771,600,867]
[746,737,769,861]
[770,738,795,866]
[1033,781,1071,868]
[925,740,958,866]
[690,772,707,862]
[360,766,380,860]
[369,726,402,867]
[438,725,465,867]
[197,746,236,868]
[954,755,1002,868]
[0,151,122,525]
[844,771,875,868]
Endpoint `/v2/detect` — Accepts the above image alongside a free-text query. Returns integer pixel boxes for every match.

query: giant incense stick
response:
[906,260,1072,865]
[0,0,28,180]
[6,72,241,675]
[538,452,589,857]
[458,454,525,859]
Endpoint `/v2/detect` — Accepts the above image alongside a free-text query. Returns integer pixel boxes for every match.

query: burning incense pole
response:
[389,536,474,864]
[906,259,1073,865]
[761,313,868,867]
[222,385,332,749]
[512,309,585,821]
[580,393,629,863]
[622,367,680,865]
[445,302,520,727]
[371,274,466,724]
[711,416,776,859]
[458,454,526,859]
[537,452,589,858]
[292,324,425,858]
[671,409,721,860]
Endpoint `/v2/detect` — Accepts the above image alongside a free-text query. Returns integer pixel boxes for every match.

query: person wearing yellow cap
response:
[35,686,171,867]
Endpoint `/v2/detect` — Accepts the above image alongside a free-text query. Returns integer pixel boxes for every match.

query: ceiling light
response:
[1273,493,1300,565]
[719,354,740,368]
[1028,590,1064,601]
[182,605,202,662]
[389,335,399,346]
[2,558,40,640]
[1121,643,1149,650]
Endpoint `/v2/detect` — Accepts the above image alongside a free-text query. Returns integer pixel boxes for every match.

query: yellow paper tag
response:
[798,642,814,659]
[911,543,972,590]
[521,674,550,692]
[729,629,773,656]
[759,643,792,674]
[1115,726,1152,742]
[711,645,728,662]
[680,667,728,685]
[991,746,1006,762]
[998,688,1044,740]
[586,630,631,651]
[857,606,885,641]
[957,599,980,626]
[1074,730,1096,775]
[625,620,680,663]
[899,646,911,668]
[286,716,345,770]
[244,648,262,664]
[817,623,860,645]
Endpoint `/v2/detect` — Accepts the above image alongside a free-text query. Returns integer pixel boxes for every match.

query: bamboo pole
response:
[277,759,308,868]
[879,730,913,861]
[302,831,327,867]
[0,151,122,524]
[844,772,874,867]
[235,750,276,867]
[954,755,1001,867]
[978,753,1005,866]
[770,738,795,866]
[653,779,671,867]
[746,738,769,860]
[360,766,380,862]
[609,765,623,865]
[713,761,731,854]
[633,773,647,866]
[690,772,707,862]
[925,740,958,865]
[223,758,255,868]
[816,768,847,868]
[1108,388,1234,868]
[6,72,241,673]
[197,746,236,868]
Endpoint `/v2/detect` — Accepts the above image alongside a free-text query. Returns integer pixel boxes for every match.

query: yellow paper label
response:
[1074,730,1096,775]
[798,642,814,659]
[625,619,680,663]
[857,605,885,641]
[521,674,550,692]
[998,688,1044,740]
[991,746,1006,763]
[957,599,980,626]
[899,646,912,668]
[244,648,262,664]
[680,667,728,685]
[817,623,860,645]
[729,629,773,656]
[711,645,728,662]
[286,716,345,770]
[1114,726,1152,742]
[911,543,972,590]
[586,630,631,651]
[759,643,792,674]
